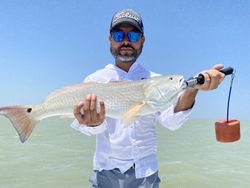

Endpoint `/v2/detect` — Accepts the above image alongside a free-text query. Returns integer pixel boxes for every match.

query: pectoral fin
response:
[121,101,146,127]
[59,114,75,119]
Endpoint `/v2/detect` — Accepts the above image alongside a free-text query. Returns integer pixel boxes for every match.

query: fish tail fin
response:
[0,105,39,143]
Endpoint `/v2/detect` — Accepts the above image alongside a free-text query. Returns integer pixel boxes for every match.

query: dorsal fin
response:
[43,83,94,103]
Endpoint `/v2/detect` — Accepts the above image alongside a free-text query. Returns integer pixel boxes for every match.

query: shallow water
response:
[0,117,249,188]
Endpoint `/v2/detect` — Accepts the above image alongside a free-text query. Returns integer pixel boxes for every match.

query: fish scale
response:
[0,75,184,142]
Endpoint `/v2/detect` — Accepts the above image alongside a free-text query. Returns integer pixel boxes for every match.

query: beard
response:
[110,43,143,63]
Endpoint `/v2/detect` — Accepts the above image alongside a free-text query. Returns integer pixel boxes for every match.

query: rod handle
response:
[219,67,234,76]
[197,67,234,85]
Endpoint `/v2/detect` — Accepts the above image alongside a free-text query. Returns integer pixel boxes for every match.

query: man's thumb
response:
[212,64,224,70]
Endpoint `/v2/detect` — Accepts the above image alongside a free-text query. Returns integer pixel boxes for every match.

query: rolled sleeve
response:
[157,104,192,130]
[71,119,107,136]
[156,91,193,130]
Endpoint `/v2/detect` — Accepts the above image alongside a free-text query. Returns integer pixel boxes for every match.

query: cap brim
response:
[110,18,142,33]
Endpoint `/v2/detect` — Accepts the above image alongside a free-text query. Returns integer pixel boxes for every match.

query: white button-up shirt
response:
[71,62,192,178]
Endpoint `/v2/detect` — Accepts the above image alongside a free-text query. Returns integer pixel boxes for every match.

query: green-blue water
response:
[0,117,250,188]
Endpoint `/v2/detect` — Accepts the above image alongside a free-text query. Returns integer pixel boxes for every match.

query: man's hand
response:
[195,64,225,91]
[174,64,225,112]
[73,94,105,127]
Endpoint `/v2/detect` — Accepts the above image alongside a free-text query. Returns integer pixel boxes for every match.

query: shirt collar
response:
[105,62,140,74]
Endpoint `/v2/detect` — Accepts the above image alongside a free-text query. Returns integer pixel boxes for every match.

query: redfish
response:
[0,75,184,143]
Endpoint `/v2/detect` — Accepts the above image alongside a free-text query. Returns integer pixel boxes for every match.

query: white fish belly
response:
[35,75,184,120]
[37,80,146,119]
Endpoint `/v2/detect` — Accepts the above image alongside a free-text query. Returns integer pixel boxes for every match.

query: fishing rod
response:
[183,67,234,88]
[183,66,240,143]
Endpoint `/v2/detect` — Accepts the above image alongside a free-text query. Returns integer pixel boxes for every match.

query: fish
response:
[0,75,184,143]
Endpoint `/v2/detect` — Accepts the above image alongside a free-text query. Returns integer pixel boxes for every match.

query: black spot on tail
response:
[27,108,32,113]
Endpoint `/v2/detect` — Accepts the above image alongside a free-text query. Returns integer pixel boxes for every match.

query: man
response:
[71,9,225,188]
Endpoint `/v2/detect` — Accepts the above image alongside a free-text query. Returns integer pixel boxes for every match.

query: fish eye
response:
[27,108,32,113]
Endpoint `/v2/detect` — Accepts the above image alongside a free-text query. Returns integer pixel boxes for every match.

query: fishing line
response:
[215,67,240,143]
[226,70,236,122]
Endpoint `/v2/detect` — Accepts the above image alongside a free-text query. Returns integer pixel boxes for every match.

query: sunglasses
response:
[112,30,142,42]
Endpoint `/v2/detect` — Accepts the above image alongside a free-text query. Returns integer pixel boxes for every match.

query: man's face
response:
[109,24,145,63]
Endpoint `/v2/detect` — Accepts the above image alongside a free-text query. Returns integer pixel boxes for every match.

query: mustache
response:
[118,44,135,50]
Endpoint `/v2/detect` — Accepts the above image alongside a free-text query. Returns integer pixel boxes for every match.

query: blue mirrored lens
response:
[127,31,141,42]
[112,30,141,42]
[112,31,124,42]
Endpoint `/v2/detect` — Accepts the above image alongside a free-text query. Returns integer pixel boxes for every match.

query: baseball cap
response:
[110,9,144,33]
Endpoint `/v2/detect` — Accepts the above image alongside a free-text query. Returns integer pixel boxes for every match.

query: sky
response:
[0,0,249,120]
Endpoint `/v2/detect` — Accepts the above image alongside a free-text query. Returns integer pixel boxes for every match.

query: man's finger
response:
[208,70,225,90]
[90,94,98,121]
[84,94,91,110]
[90,94,97,111]
[212,64,224,70]
[74,101,85,122]
[83,94,91,124]
[98,100,105,121]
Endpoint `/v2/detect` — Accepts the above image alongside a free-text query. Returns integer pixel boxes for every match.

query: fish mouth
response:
[179,77,185,84]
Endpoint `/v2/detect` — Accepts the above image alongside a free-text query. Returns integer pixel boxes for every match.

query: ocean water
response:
[0,117,250,188]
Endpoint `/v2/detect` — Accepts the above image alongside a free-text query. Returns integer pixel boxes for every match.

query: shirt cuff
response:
[71,119,107,136]
[157,104,193,131]
[157,91,193,130]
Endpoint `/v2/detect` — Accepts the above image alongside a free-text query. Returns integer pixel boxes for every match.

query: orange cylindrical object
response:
[215,119,240,142]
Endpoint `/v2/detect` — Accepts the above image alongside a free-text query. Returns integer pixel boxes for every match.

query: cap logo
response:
[113,11,140,24]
